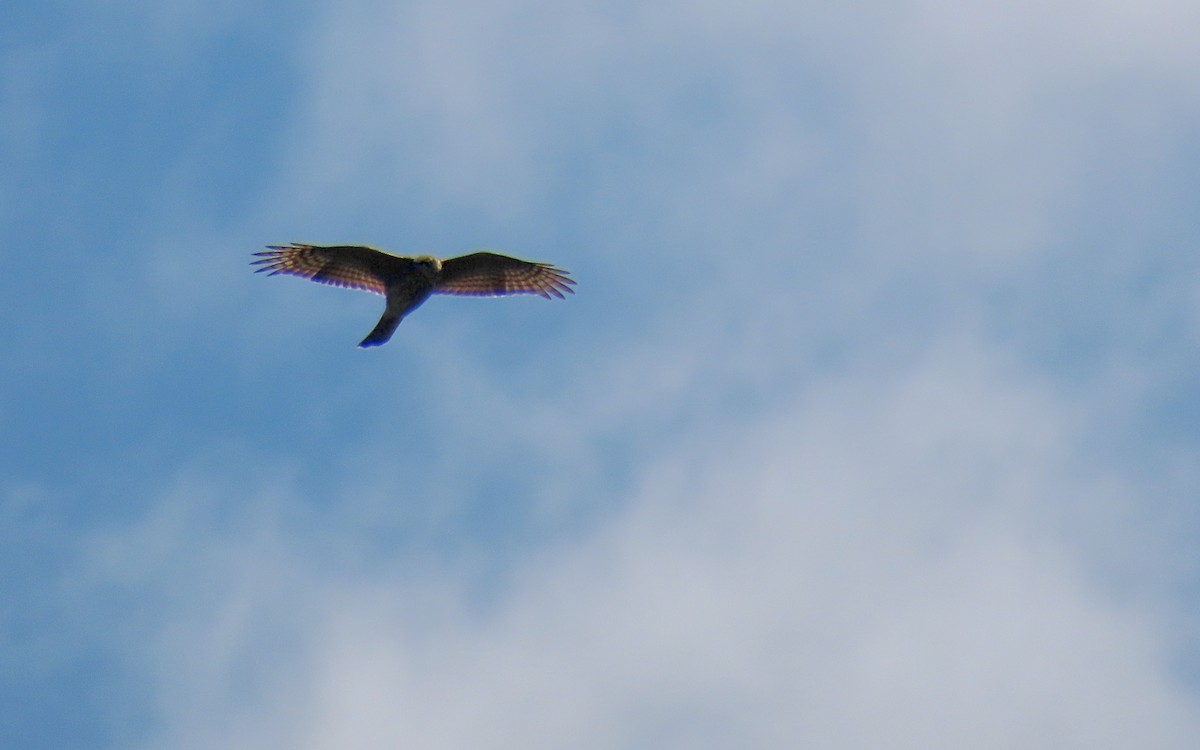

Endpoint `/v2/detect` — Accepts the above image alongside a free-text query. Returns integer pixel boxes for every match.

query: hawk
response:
[252,243,575,347]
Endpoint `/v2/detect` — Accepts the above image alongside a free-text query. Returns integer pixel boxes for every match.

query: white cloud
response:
[243,0,1200,315]
[101,335,1197,749]
[54,0,1198,747]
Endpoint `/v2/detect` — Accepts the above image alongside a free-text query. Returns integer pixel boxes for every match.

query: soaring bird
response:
[252,243,575,347]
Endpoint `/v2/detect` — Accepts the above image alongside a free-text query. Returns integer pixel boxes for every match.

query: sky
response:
[2,0,1200,747]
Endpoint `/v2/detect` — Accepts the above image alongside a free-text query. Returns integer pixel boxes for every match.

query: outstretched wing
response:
[251,244,406,295]
[436,252,575,299]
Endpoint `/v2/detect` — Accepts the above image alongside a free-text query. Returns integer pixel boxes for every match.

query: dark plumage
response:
[252,243,574,347]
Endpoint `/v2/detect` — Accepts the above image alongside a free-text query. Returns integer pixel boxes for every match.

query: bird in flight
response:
[252,243,574,347]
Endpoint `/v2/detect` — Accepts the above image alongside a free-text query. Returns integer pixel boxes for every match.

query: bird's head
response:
[413,255,442,277]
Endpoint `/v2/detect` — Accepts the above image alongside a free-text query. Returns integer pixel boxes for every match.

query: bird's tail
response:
[358,312,402,348]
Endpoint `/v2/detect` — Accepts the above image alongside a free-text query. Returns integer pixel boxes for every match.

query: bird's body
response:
[252,243,574,346]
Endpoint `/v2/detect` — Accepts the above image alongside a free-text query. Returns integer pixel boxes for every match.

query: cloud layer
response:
[3,0,1200,747]
[98,340,1198,749]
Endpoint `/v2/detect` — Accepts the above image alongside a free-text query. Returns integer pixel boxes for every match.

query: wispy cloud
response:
[3,0,1199,747]
[76,338,1196,749]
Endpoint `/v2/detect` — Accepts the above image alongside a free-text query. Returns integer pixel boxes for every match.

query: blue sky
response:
[3,0,1200,747]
